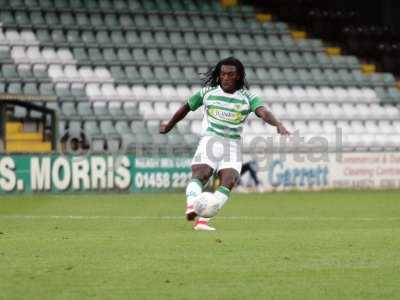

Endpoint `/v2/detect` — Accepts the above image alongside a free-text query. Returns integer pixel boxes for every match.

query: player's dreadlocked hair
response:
[202,57,249,90]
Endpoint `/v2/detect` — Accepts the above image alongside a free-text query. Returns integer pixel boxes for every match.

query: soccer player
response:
[160,57,289,231]
[237,160,263,193]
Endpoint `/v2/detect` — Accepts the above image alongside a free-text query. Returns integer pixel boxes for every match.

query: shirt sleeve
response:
[250,96,264,112]
[187,90,204,111]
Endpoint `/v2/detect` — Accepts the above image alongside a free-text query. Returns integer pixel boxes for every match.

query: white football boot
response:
[193,220,216,231]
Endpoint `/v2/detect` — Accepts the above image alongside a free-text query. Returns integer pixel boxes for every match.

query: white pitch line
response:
[0,215,399,221]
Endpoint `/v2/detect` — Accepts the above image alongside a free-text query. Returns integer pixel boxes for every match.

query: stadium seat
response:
[148,14,163,28]
[100,84,118,99]
[115,121,131,135]
[2,64,19,79]
[117,48,133,62]
[29,11,45,25]
[292,86,308,101]
[84,121,101,137]
[61,102,77,117]
[124,102,141,118]
[89,13,104,27]
[77,102,93,117]
[314,103,330,117]
[100,120,118,137]
[82,31,97,45]
[65,30,81,44]
[63,65,81,81]
[110,66,127,81]
[92,102,108,116]
[16,64,34,81]
[131,85,148,101]
[139,66,156,83]
[22,83,39,96]
[104,14,119,27]
[11,46,26,62]
[169,67,185,83]
[109,102,125,117]
[138,102,154,118]
[184,32,198,46]
[116,85,133,99]
[71,83,86,98]
[110,31,126,45]
[79,12,93,26]
[119,15,134,28]
[131,121,147,134]
[55,83,72,97]
[39,83,54,96]
[79,67,96,81]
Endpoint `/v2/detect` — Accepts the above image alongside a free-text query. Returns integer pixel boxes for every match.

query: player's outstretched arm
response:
[255,106,290,135]
[159,103,191,134]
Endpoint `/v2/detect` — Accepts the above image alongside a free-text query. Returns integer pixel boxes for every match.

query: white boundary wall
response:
[243,152,400,190]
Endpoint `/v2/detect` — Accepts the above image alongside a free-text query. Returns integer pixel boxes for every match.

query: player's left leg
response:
[211,137,242,209]
[215,168,240,208]
[194,168,240,231]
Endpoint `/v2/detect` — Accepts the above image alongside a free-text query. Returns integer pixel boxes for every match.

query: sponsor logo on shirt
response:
[209,108,241,123]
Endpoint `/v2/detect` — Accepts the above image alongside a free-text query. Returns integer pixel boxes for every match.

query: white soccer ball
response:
[193,192,221,218]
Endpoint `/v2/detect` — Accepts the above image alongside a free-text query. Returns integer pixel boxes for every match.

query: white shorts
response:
[191,135,242,174]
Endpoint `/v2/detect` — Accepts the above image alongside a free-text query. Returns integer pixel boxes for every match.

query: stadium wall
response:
[0,153,400,193]
[0,155,192,193]
[249,152,400,191]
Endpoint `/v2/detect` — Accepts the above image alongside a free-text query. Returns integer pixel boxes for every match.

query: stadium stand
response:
[259,0,400,77]
[0,0,400,154]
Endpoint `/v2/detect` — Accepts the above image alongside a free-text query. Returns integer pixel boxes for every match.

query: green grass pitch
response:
[0,190,399,300]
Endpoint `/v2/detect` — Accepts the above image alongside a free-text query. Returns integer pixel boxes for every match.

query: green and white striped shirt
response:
[187,85,264,140]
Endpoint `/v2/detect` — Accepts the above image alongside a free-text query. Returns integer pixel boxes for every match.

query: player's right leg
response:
[185,164,213,221]
[186,136,216,221]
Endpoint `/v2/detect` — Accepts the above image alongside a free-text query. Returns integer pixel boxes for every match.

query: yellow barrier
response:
[6,141,52,153]
[5,121,51,153]
[325,47,341,55]
[291,31,307,39]
[361,64,376,74]
[220,0,238,7]
[256,13,272,22]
